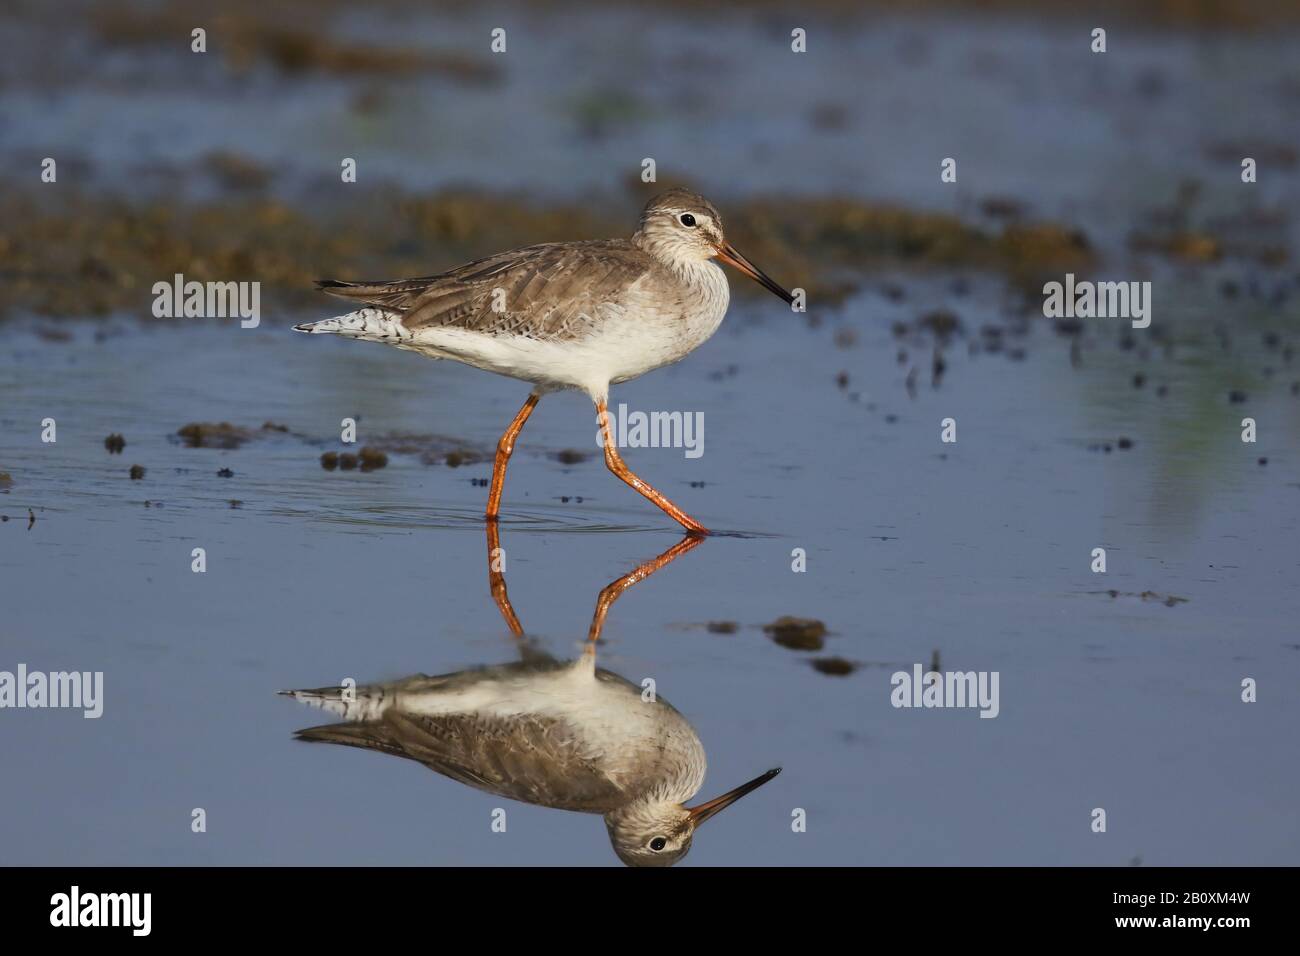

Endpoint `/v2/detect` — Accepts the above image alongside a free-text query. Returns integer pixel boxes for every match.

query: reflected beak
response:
[686,767,782,827]
[715,243,795,305]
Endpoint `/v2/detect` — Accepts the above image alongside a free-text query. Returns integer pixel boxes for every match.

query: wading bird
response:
[295,189,795,534]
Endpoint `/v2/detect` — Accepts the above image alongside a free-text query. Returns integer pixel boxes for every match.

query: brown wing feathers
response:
[314,241,651,341]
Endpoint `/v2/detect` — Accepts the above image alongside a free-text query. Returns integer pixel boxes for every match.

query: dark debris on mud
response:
[763,616,829,651]
[1092,589,1190,607]
[175,421,293,449]
[320,447,388,472]
[810,656,856,676]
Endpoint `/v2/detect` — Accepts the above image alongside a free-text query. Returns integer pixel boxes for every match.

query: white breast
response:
[602,260,731,386]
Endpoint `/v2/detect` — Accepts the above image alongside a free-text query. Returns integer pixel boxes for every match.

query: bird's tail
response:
[279,684,392,722]
[292,721,386,748]
[292,308,412,343]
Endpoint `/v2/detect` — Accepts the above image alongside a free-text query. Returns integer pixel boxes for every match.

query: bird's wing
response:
[295,710,629,812]
[315,241,652,341]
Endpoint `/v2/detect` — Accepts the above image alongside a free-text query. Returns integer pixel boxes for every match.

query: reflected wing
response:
[295,711,628,812]
[316,240,650,341]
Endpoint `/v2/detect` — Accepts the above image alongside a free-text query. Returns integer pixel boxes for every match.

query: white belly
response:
[407,260,731,401]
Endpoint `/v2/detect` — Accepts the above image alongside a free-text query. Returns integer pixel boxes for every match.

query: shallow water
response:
[2,282,1297,865]
[2,1,1299,866]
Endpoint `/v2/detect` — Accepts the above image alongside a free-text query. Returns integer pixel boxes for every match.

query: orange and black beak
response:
[686,767,782,827]
[715,243,795,305]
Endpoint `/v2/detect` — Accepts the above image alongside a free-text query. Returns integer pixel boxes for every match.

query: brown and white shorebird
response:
[282,526,781,866]
[294,188,795,534]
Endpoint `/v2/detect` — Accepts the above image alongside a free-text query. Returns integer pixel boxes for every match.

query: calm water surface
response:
[1,288,1296,864]
[1,4,1298,866]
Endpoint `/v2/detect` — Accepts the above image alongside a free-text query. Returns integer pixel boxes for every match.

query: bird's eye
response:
[649,837,667,851]
[679,214,696,228]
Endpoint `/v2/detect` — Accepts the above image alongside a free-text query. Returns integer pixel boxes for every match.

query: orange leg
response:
[595,400,708,534]
[586,534,705,645]
[488,520,703,647]
[486,393,540,520]
[485,520,524,637]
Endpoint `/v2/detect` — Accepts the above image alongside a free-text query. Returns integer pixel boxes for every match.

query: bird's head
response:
[603,767,781,867]
[634,189,794,305]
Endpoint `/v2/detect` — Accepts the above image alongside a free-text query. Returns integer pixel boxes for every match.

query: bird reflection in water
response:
[282,525,780,866]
